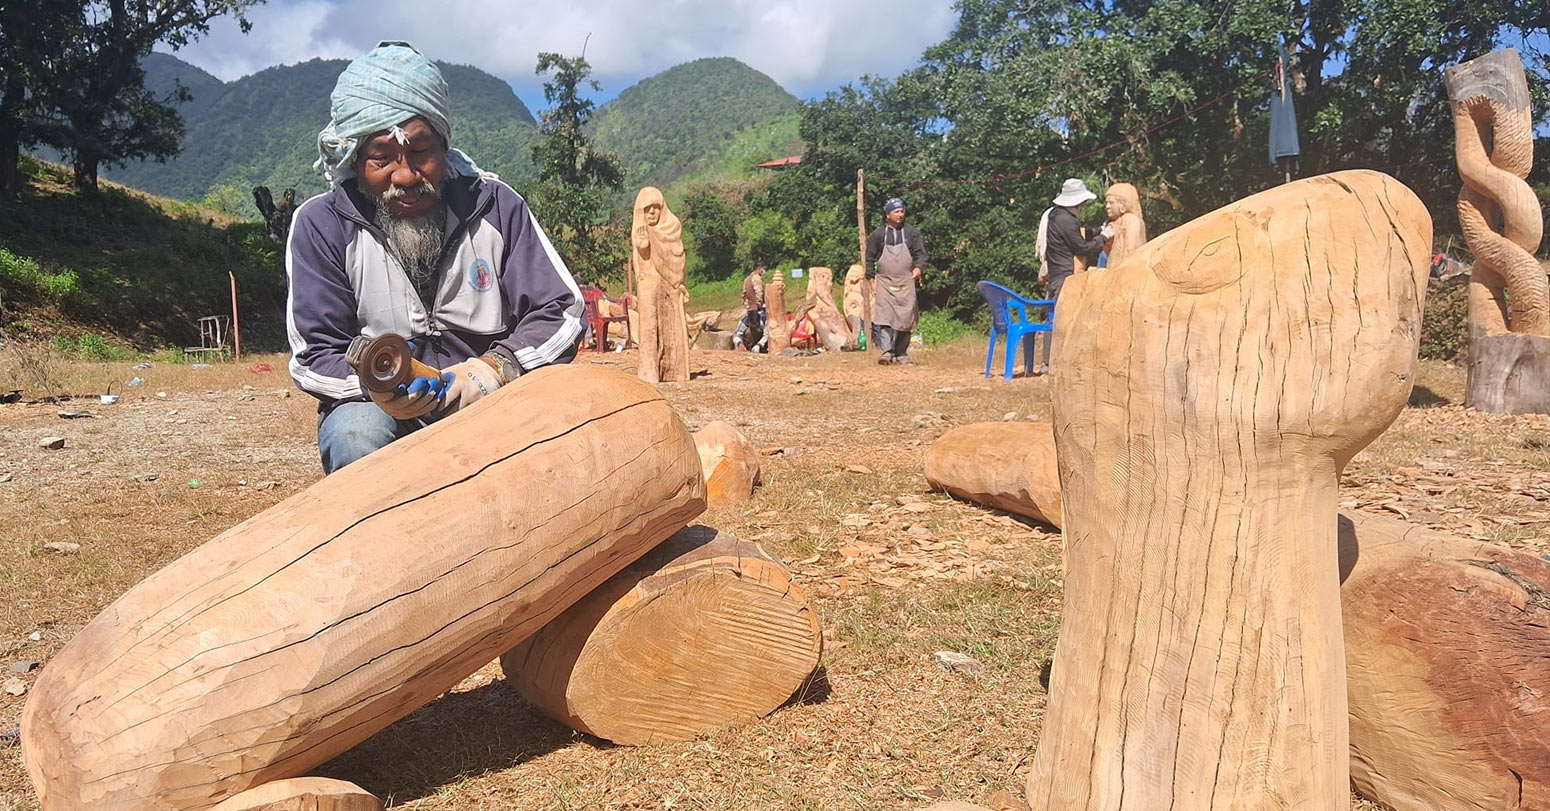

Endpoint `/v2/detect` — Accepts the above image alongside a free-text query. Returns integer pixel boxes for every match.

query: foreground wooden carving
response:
[633,187,691,384]
[928,426,1550,811]
[693,420,760,505]
[502,526,822,745]
[21,365,707,811]
[208,778,381,811]
[1446,49,1550,413]
[1030,170,1430,809]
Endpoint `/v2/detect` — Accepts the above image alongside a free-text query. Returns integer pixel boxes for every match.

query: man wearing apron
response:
[864,197,929,364]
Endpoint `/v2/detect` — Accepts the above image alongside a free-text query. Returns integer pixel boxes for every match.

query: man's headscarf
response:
[314,41,491,187]
[884,198,905,215]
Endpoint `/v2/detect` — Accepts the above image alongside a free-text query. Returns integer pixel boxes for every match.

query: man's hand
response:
[371,372,452,420]
[912,267,923,281]
[436,357,503,415]
[1100,222,1116,240]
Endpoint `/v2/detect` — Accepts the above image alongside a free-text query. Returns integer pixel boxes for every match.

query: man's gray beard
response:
[374,189,445,283]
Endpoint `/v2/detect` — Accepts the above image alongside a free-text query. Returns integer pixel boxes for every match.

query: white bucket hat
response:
[1052,178,1097,207]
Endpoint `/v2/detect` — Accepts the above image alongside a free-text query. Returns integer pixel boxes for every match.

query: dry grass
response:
[0,341,1540,810]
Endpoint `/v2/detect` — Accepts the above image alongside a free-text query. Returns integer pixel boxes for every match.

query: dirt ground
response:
[1,341,1546,810]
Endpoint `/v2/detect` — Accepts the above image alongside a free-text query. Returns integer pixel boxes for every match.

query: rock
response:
[932,650,984,674]
[277,389,292,399]
[132,473,159,483]
[1002,412,1018,421]
[789,377,804,384]
[0,473,11,484]
[255,481,280,491]
[156,391,168,399]
[37,437,65,450]
[43,542,80,555]
[27,632,41,642]
[3,678,26,696]
[10,661,39,675]
[56,410,93,419]
[845,465,874,475]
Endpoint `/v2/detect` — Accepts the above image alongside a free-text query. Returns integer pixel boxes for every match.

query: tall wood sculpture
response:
[927,423,1550,811]
[632,187,691,384]
[843,263,869,341]
[1447,49,1550,413]
[502,526,822,745]
[1102,182,1147,266]
[766,270,791,354]
[1029,170,1430,810]
[20,365,706,811]
[794,266,853,351]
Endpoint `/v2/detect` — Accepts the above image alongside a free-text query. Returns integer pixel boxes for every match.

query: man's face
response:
[887,208,906,226]
[355,117,447,221]
[644,203,662,227]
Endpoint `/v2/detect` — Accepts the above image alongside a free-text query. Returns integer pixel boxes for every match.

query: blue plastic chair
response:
[976,281,1055,380]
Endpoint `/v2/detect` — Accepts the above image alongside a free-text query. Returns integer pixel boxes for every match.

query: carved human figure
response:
[1102,183,1147,266]
[632,187,690,383]
[793,266,852,351]
[842,264,868,341]
[1029,170,1430,810]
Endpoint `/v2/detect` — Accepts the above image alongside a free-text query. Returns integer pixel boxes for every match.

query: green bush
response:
[1420,276,1468,361]
[48,332,132,361]
[0,248,80,304]
[917,309,975,345]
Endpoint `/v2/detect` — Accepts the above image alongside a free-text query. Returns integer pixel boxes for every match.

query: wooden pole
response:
[856,169,871,351]
[228,271,242,363]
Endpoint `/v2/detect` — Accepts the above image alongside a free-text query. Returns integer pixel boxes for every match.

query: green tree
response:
[199,183,249,219]
[527,51,625,280]
[0,0,79,196]
[681,187,742,280]
[30,0,261,193]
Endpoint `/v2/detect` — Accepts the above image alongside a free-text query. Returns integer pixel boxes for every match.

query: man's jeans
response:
[317,400,426,474]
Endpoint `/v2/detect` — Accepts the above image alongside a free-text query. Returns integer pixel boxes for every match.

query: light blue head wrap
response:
[314,41,491,187]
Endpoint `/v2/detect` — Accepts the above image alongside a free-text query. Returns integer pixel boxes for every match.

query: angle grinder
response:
[344,333,442,395]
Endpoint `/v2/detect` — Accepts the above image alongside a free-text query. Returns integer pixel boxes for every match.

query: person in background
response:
[733,261,768,352]
[1034,178,1111,374]
[864,197,928,365]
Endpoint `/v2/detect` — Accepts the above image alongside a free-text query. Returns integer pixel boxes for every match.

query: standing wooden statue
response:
[765,270,791,354]
[1446,48,1550,413]
[632,187,690,383]
[1028,170,1430,810]
[843,263,869,341]
[794,266,853,351]
[1102,183,1147,266]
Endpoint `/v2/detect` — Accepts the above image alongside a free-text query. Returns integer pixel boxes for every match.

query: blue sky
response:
[157,0,960,111]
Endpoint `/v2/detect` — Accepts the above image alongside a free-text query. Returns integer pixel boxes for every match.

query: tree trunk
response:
[693,420,760,506]
[925,422,1060,528]
[0,77,24,198]
[20,365,707,811]
[1029,170,1430,810]
[1465,330,1550,414]
[72,151,99,194]
[501,526,822,745]
[208,778,382,811]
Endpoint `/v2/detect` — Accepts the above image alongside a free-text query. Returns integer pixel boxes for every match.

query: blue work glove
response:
[370,372,453,420]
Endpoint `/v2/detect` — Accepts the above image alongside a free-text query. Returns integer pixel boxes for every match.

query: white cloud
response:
[161,0,956,99]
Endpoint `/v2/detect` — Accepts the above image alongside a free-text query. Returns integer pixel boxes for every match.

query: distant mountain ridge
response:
[105,53,802,210]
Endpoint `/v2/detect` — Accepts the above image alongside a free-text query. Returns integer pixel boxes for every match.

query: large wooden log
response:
[924,422,1060,527]
[1030,170,1430,809]
[208,778,381,811]
[693,420,761,506]
[927,423,1550,811]
[501,526,822,745]
[20,365,707,811]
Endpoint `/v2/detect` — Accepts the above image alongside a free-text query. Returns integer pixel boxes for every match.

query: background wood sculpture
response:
[793,266,853,351]
[766,270,791,354]
[20,365,707,811]
[207,778,381,811]
[1102,182,1147,266]
[632,186,691,383]
[502,526,823,745]
[843,263,869,342]
[1446,48,1550,413]
[693,420,760,505]
[931,424,1550,811]
[1030,170,1431,810]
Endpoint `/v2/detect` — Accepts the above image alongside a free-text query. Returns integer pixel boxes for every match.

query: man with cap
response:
[733,261,768,352]
[864,197,929,364]
[1033,178,1112,374]
[287,41,584,473]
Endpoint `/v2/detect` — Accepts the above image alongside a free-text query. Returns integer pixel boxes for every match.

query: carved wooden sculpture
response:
[766,270,791,354]
[794,266,853,351]
[208,779,381,811]
[1029,170,1430,810]
[21,365,707,811]
[927,425,1550,811]
[1447,49,1550,413]
[843,263,869,340]
[1102,183,1147,266]
[925,422,1061,527]
[632,187,691,384]
[502,526,822,745]
[693,420,760,506]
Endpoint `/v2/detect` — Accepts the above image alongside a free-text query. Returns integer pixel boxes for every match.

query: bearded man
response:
[287,41,583,473]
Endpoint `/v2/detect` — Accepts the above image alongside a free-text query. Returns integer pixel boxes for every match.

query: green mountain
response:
[104,54,801,213]
[590,57,802,195]
[107,56,541,204]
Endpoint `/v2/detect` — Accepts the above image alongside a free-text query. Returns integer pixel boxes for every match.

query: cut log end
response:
[502,526,822,745]
[1465,332,1550,414]
[208,778,382,811]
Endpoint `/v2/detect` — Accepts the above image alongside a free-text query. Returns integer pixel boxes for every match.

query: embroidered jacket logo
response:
[468,258,494,292]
